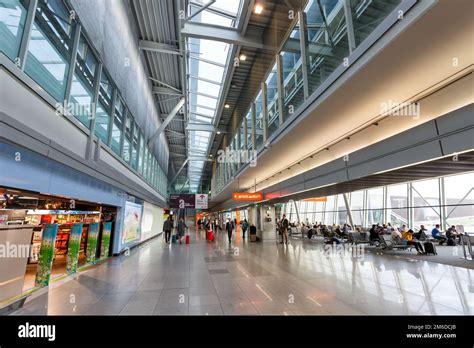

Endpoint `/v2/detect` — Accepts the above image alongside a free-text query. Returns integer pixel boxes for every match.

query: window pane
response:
[387,183,408,229]
[350,0,402,47]
[412,178,440,230]
[111,97,124,155]
[0,0,29,61]
[68,71,93,128]
[94,102,110,144]
[367,187,384,225]
[350,190,364,226]
[304,0,350,95]
[25,0,74,102]
[280,21,304,121]
[444,172,474,232]
[266,62,279,138]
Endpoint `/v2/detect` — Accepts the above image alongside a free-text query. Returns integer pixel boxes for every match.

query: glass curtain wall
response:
[0,0,29,61]
[265,62,279,137]
[282,172,474,232]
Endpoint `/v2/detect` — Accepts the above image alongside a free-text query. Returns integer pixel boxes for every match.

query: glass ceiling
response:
[186,0,243,193]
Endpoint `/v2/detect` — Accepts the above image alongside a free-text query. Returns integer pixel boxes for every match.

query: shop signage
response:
[35,224,58,287]
[66,223,83,274]
[232,192,263,201]
[303,197,327,202]
[100,222,112,259]
[86,223,99,264]
[195,194,208,209]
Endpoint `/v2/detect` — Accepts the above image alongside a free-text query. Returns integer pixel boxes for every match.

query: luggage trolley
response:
[460,234,474,261]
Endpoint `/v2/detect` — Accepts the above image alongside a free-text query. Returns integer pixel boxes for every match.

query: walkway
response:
[12,228,474,315]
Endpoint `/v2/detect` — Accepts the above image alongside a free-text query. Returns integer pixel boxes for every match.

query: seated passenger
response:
[414,225,427,240]
[402,229,425,255]
[369,224,378,241]
[445,225,459,245]
[431,224,447,245]
[391,228,403,242]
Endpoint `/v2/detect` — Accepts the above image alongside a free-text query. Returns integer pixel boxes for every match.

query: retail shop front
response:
[0,187,117,304]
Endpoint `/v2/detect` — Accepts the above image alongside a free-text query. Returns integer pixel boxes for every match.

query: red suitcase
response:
[185,235,190,244]
[207,230,214,242]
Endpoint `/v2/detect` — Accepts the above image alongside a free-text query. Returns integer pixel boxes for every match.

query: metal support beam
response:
[169,158,188,186]
[243,117,248,149]
[181,21,266,50]
[18,0,38,70]
[107,88,118,146]
[152,86,182,96]
[285,38,334,57]
[186,123,217,132]
[298,10,310,99]
[138,40,181,55]
[251,102,256,150]
[261,82,268,142]
[148,77,181,93]
[343,0,357,53]
[275,54,285,125]
[64,24,81,103]
[188,156,213,162]
[186,0,216,21]
[148,98,185,148]
[343,193,354,227]
[86,62,103,161]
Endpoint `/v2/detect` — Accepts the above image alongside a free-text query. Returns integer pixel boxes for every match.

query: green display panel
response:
[35,224,58,287]
[100,222,112,260]
[86,223,99,264]
[66,223,83,274]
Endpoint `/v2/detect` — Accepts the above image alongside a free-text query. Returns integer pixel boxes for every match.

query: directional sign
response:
[195,194,208,209]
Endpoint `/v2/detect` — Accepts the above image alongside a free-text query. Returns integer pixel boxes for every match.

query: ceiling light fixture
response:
[254,4,264,14]
[224,104,230,109]
[217,131,221,135]
[239,54,247,61]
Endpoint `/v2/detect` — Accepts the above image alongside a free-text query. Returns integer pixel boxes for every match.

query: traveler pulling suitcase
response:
[424,241,437,255]
[186,235,190,244]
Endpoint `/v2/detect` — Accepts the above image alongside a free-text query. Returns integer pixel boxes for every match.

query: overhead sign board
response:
[169,194,195,209]
[303,197,327,202]
[195,194,208,209]
[169,194,208,209]
[232,192,263,201]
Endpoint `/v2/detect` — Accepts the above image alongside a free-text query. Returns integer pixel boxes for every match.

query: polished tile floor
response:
[12,228,474,316]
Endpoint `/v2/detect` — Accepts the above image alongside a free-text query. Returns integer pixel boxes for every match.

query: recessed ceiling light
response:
[239,54,247,61]
[254,4,263,14]
[217,131,221,135]
[224,104,230,109]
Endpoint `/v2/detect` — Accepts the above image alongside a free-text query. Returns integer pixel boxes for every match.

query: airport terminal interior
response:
[0,0,473,317]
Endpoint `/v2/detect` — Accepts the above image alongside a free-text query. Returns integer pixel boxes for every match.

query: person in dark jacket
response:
[177,218,187,244]
[225,218,234,244]
[163,217,173,244]
[280,215,289,244]
[241,219,249,239]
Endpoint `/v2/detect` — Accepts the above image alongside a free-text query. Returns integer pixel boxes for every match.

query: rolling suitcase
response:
[207,230,214,242]
[185,235,190,244]
[172,234,177,244]
[424,241,437,255]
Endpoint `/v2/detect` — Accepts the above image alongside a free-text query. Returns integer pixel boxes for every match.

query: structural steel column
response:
[243,117,248,149]
[64,24,82,103]
[298,10,310,99]
[343,193,354,227]
[18,0,38,70]
[86,62,103,161]
[276,53,285,125]
[261,82,268,142]
[251,102,256,150]
[343,0,357,53]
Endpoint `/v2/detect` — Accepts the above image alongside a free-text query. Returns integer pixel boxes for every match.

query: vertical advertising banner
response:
[35,224,58,287]
[86,222,99,264]
[100,222,112,259]
[66,223,83,274]
[121,201,142,246]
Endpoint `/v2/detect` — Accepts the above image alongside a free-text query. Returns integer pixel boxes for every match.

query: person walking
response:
[225,218,234,245]
[241,219,249,239]
[177,218,187,244]
[281,214,289,245]
[163,216,173,244]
